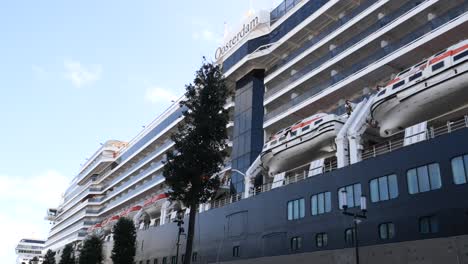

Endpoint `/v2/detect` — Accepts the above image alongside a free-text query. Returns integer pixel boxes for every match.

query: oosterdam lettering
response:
[215,16,259,60]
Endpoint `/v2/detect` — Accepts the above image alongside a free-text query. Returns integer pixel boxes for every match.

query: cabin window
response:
[270,140,277,146]
[171,256,177,264]
[290,130,297,137]
[451,154,468,184]
[311,191,331,215]
[409,72,422,82]
[314,119,323,125]
[377,89,386,96]
[290,236,303,251]
[192,252,198,262]
[338,183,361,209]
[345,228,355,245]
[431,61,445,71]
[379,222,395,240]
[392,80,405,90]
[370,174,398,202]
[287,198,305,220]
[407,163,442,194]
[162,257,167,264]
[419,215,438,234]
[454,49,468,61]
[154,259,158,264]
[316,233,328,247]
[301,125,310,132]
[279,135,287,142]
[147,260,150,264]
[232,246,240,257]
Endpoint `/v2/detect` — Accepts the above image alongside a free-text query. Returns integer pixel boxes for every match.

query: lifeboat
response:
[142,193,169,218]
[371,40,468,137]
[260,113,345,176]
[120,205,142,219]
[102,215,120,232]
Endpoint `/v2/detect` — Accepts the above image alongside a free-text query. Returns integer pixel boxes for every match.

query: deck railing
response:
[362,116,468,160]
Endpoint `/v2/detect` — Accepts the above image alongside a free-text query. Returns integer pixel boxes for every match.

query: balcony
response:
[264,1,468,124]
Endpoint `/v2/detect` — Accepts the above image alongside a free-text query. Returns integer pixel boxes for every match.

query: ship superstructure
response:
[44,0,468,263]
[15,239,45,264]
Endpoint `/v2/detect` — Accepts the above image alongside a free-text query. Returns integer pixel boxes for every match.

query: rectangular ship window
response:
[409,72,422,82]
[392,80,405,90]
[370,174,398,202]
[454,50,468,61]
[287,198,305,220]
[316,233,328,247]
[431,61,445,71]
[419,215,438,234]
[338,184,361,209]
[301,125,310,132]
[311,191,331,215]
[451,154,468,184]
[407,163,442,194]
[379,222,395,240]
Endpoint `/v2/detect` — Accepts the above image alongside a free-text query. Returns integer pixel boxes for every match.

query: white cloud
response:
[64,60,102,88]
[145,86,179,104]
[0,170,69,263]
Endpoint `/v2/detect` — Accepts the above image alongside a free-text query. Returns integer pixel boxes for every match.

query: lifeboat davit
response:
[371,40,468,137]
[120,205,142,219]
[261,113,345,176]
[142,193,168,218]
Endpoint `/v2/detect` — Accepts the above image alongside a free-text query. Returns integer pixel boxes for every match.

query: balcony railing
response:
[266,0,376,77]
[270,0,303,25]
[362,116,468,160]
[264,2,468,122]
[265,0,422,99]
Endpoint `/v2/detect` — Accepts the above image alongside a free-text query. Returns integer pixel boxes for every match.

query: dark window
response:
[192,252,197,262]
[339,184,362,209]
[432,61,445,71]
[147,260,150,264]
[379,222,395,240]
[290,130,297,137]
[377,89,386,96]
[316,233,328,248]
[419,215,438,234]
[279,135,286,142]
[409,72,423,82]
[162,257,167,264]
[171,256,177,264]
[290,236,303,251]
[370,174,398,202]
[232,246,240,257]
[311,191,331,215]
[451,154,468,184]
[139,261,143,264]
[154,259,158,264]
[314,119,323,125]
[301,125,310,132]
[392,80,405,90]
[287,198,305,220]
[407,163,442,194]
[454,49,468,61]
[181,255,184,264]
[345,228,355,245]
[270,140,277,146]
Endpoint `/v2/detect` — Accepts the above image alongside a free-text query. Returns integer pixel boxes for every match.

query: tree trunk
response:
[184,200,198,264]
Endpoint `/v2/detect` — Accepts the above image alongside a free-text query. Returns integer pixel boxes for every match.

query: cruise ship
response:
[44,0,468,263]
[15,239,45,264]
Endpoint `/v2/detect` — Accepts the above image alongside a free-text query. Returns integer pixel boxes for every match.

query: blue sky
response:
[0,0,281,262]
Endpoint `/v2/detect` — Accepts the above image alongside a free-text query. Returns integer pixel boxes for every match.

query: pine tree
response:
[78,235,103,264]
[43,249,56,264]
[163,59,230,264]
[111,218,137,264]
[58,244,75,264]
[29,256,39,264]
